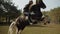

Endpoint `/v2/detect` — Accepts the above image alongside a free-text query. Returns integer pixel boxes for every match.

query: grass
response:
[0,23,60,34]
[0,26,9,34]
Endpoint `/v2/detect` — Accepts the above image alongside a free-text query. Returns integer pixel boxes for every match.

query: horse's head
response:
[36,0,46,9]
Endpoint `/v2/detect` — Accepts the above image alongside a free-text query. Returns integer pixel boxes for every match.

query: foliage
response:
[50,7,60,23]
[0,1,21,23]
[42,7,60,23]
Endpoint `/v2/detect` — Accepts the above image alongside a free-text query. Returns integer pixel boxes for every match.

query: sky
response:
[12,0,60,11]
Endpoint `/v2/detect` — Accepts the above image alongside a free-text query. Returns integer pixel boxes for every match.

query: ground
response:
[0,23,60,34]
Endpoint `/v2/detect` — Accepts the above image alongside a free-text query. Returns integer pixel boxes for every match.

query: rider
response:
[23,0,33,22]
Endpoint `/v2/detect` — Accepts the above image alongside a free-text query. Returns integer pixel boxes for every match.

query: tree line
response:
[42,7,60,24]
[0,0,21,25]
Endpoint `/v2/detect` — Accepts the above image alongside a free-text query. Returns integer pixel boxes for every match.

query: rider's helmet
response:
[29,0,33,4]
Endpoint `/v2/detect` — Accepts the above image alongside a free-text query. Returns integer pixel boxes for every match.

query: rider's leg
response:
[28,14,32,23]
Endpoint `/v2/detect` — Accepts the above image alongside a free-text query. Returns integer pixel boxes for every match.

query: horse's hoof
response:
[44,23,46,25]
[48,21,50,24]
[33,21,37,24]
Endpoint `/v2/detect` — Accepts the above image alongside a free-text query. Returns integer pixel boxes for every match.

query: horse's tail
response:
[8,16,21,34]
[8,21,16,34]
[8,27,13,34]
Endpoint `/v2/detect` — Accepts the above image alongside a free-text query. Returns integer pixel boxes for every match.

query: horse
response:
[8,13,50,34]
[8,0,49,34]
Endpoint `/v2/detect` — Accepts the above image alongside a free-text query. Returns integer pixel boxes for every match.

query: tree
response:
[0,1,21,23]
[49,7,60,23]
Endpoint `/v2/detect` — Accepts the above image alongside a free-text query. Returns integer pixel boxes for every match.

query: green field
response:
[0,23,60,34]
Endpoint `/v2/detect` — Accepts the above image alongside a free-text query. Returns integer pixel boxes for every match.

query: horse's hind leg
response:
[18,30,22,34]
[16,28,19,34]
[8,27,13,34]
[16,28,22,34]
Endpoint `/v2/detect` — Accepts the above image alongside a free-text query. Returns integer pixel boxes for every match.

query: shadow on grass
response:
[27,25,47,27]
